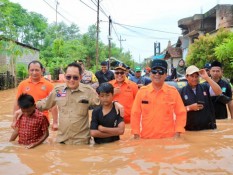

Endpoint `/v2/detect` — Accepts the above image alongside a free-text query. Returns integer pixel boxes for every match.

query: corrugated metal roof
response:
[152,54,165,59]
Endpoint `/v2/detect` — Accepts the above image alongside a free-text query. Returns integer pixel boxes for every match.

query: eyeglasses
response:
[65,75,79,81]
[151,69,165,75]
[115,71,125,75]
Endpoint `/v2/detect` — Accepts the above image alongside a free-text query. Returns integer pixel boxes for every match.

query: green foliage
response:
[0,0,134,79]
[186,34,216,68]
[214,32,233,78]
[187,28,233,78]
[16,63,28,79]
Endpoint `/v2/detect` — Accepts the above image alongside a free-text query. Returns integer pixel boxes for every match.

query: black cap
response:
[211,61,222,68]
[151,59,168,70]
[101,61,108,66]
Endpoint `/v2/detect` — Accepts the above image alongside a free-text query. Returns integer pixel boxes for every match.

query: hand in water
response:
[134,134,140,139]
[174,132,181,139]
[25,143,35,149]
[51,123,58,131]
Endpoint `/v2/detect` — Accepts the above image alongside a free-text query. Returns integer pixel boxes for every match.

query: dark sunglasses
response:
[65,75,79,81]
[151,69,165,75]
[115,71,125,75]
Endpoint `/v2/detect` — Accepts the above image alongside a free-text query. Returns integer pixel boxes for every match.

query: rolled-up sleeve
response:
[37,90,57,111]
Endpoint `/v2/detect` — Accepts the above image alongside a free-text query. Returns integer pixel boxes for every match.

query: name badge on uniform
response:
[25,87,30,91]
[203,91,207,96]
[222,87,226,93]
[56,89,66,97]
[142,100,148,104]
[41,85,46,91]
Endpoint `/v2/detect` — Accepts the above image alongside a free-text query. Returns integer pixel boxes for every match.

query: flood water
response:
[1,88,233,175]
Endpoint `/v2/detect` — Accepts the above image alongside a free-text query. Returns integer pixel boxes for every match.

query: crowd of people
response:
[9,58,233,148]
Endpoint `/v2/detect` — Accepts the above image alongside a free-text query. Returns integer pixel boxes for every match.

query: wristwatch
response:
[186,106,190,112]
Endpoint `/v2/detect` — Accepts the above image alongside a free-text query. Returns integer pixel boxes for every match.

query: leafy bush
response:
[16,63,28,80]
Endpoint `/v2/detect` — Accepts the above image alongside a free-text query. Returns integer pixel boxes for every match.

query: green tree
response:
[186,34,216,68]
[80,25,97,68]
[186,28,233,75]
[215,32,233,78]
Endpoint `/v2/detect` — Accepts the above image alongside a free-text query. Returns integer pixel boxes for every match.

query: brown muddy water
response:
[0,88,233,175]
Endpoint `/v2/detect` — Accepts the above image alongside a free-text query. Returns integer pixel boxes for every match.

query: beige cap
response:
[114,66,126,71]
[186,65,200,75]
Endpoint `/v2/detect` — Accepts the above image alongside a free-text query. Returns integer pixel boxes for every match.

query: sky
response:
[9,0,233,62]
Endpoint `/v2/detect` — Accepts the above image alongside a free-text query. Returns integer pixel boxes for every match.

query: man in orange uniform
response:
[109,66,138,123]
[12,60,58,130]
[131,59,186,139]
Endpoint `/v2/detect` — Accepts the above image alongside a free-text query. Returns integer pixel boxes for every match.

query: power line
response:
[79,0,97,12]
[112,23,120,41]
[42,0,73,24]
[113,22,180,35]
[90,0,109,19]
[111,23,177,40]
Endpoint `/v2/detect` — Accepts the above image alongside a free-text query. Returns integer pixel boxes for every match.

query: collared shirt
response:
[179,83,216,130]
[16,109,49,145]
[37,83,100,144]
[211,79,232,119]
[16,77,54,119]
[90,105,124,144]
[109,79,138,123]
[95,70,114,84]
[131,83,186,139]
[130,76,147,85]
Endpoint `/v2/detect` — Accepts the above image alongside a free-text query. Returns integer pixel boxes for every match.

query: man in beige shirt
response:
[37,62,99,144]
[37,62,123,144]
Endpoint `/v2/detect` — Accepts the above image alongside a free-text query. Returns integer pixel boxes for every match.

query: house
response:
[147,40,182,75]
[178,4,233,59]
[0,37,39,75]
[0,37,39,89]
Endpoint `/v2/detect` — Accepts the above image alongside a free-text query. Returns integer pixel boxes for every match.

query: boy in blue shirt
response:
[90,83,125,144]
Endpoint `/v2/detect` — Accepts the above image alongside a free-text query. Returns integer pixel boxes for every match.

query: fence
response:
[0,71,16,90]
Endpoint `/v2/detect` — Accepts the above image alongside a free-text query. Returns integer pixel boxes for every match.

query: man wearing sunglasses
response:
[109,66,138,123]
[36,62,124,145]
[131,59,187,139]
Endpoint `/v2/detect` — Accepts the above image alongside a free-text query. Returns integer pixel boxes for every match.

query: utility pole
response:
[55,0,59,38]
[119,35,126,50]
[108,16,112,67]
[55,0,59,26]
[139,54,141,65]
[154,42,161,55]
[96,0,100,68]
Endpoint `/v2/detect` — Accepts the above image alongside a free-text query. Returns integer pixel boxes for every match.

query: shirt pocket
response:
[163,100,176,119]
[76,100,89,116]
[56,99,67,113]
[141,100,150,115]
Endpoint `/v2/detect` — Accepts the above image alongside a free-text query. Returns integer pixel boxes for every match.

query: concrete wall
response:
[216,5,233,29]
